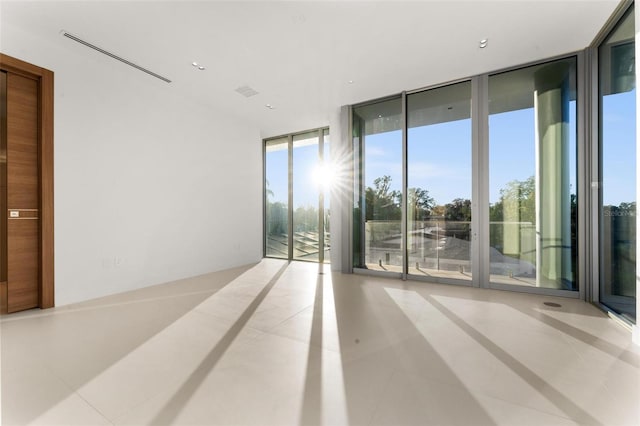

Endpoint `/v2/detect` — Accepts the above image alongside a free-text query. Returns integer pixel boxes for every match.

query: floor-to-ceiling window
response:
[488,57,578,291]
[599,4,636,321]
[407,81,472,282]
[352,97,403,272]
[322,128,331,263]
[265,137,289,259]
[293,131,322,261]
[346,3,638,324]
[264,128,330,263]
[351,58,580,295]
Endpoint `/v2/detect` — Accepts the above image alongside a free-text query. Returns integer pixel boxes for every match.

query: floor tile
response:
[2,260,639,425]
[1,363,110,426]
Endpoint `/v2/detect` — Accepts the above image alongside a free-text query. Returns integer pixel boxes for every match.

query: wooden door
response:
[0,54,54,314]
[5,72,39,312]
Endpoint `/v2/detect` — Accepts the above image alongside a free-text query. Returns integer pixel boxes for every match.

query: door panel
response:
[0,71,6,314]
[7,219,38,312]
[406,81,473,282]
[6,72,39,313]
[265,137,289,259]
[0,54,54,314]
[293,131,321,261]
[598,6,636,321]
[7,73,38,208]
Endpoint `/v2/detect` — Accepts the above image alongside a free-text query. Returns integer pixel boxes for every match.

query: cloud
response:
[365,146,389,157]
[408,161,471,182]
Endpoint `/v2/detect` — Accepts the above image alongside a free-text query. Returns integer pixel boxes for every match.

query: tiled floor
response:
[1,259,639,425]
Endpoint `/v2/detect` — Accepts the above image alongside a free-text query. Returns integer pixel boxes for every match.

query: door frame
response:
[1,53,54,310]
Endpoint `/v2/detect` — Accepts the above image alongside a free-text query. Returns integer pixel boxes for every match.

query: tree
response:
[265,179,274,201]
[267,201,287,235]
[265,179,287,235]
[408,187,435,221]
[431,205,446,218]
[442,198,472,240]
[489,176,535,250]
[444,198,471,222]
[365,175,401,221]
[500,176,536,224]
[364,175,437,222]
[489,176,536,222]
[364,176,437,222]
[294,205,319,232]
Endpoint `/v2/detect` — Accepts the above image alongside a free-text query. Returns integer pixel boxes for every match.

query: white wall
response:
[327,105,353,273]
[328,107,343,271]
[1,23,263,306]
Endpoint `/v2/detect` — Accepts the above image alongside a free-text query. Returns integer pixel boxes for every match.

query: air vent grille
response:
[61,31,171,83]
[235,85,259,97]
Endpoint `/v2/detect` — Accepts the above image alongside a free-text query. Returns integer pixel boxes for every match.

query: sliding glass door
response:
[264,128,331,263]
[352,98,403,272]
[347,4,637,317]
[598,5,636,321]
[407,82,472,282]
[322,129,331,263]
[293,132,321,261]
[488,57,578,291]
[352,57,580,295]
[265,137,289,259]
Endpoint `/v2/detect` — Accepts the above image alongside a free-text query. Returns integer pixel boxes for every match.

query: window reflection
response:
[599,6,636,321]
[489,57,578,290]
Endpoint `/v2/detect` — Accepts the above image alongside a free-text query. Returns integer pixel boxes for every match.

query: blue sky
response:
[488,103,578,204]
[360,91,635,207]
[265,144,288,205]
[265,139,326,208]
[266,88,636,210]
[292,142,320,209]
[363,121,472,206]
[602,89,636,206]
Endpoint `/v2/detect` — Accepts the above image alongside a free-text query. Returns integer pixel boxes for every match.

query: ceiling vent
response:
[61,30,172,83]
[235,85,259,97]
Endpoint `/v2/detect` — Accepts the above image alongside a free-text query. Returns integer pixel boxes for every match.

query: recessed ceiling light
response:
[198,66,205,70]
[378,114,382,118]
[192,62,199,67]
[266,104,275,110]
[348,80,354,84]
[479,39,488,48]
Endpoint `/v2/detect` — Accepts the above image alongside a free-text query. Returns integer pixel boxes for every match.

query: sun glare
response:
[312,163,337,191]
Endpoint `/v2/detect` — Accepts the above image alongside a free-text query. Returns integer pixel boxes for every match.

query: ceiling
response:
[1,0,622,138]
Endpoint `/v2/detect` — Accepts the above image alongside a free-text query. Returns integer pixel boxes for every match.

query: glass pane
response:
[407,81,472,281]
[353,98,403,271]
[323,129,331,264]
[489,57,578,290]
[352,113,363,268]
[599,6,636,321]
[265,137,289,258]
[293,131,320,261]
